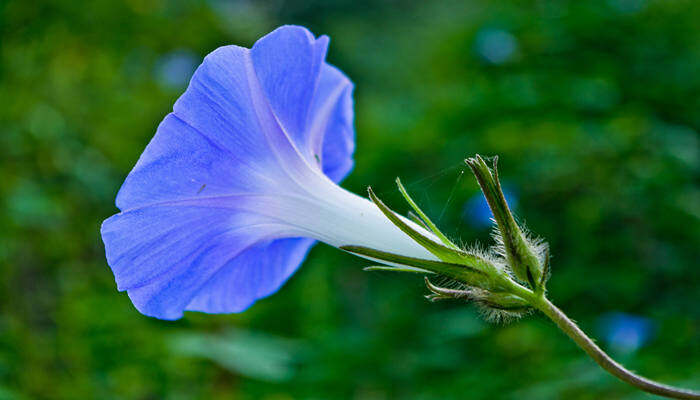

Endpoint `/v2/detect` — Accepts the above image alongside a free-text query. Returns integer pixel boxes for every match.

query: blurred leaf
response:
[169,329,309,383]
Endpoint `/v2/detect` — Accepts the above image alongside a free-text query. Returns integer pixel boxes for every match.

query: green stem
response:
[534,297,699,399]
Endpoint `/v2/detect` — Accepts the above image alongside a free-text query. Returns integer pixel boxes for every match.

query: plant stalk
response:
[534,297,699,399]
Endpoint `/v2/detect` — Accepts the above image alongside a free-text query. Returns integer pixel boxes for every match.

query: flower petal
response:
[102,26,358,318]
[185,237,315,314]
[250,25,329,164]
[310,64,355,182]
[172,45,279,175]
[115,114,275,211]
[101,199,299,319]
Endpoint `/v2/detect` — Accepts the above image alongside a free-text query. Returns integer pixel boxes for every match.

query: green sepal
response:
[424,277,472,300]
[363,265,434,274]
[424,277,530,316]
[407,211,430,231]
[538,243,551,293]
[367,187,498,276]
[479,291,530,311]
[395,177,459,250]
[341,245,490,288]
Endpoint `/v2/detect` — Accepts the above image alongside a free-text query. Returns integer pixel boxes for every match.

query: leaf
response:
[169,329,307,382]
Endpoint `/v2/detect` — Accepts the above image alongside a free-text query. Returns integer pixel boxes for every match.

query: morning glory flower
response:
[96,25,700,400]
[101,26,437,319]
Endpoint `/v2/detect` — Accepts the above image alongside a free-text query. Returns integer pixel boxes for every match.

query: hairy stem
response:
[533,297,699,399]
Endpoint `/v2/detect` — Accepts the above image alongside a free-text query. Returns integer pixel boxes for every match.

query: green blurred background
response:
[1,0,698,399]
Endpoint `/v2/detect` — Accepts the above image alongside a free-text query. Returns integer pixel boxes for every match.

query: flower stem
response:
[534,297,699,399]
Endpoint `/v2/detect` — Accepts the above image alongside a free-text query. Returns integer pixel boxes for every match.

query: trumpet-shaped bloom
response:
[101,26,436,319]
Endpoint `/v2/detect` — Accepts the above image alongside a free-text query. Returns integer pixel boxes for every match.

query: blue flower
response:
[463,186,518,228]
[101,26,435,319]
[598,312,654,354]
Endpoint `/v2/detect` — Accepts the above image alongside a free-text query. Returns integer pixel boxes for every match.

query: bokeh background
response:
[1,0,699,399]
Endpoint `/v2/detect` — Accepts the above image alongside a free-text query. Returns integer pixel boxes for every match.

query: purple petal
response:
[171,45,286,185]
[101,200,288,319]
[311,64,355,182]
[250,26,329,164]
[185,237,315,314]
[102,25,356,319]
[115,114,275,211]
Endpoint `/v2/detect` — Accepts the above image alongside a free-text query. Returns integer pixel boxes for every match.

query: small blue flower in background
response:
[101,26,436,319]
[474,28,518,64]
[598,312,655,354]
[154,50,200,89]
[463,186,518,228]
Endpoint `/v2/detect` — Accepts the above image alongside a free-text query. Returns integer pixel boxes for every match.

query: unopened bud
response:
[465,155,545,291]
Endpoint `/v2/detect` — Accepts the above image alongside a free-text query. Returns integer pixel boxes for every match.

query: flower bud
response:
[465,155,546,291]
